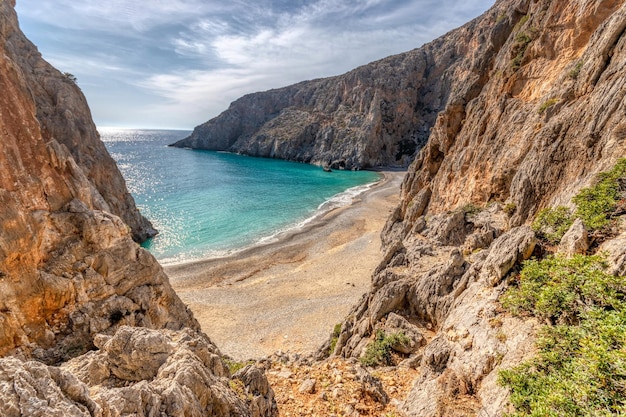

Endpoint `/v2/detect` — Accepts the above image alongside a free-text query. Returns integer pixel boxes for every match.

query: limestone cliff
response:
[0,1,276,415]
[171,5,514,169]
[3,1,155,243]
[322,0,626,416]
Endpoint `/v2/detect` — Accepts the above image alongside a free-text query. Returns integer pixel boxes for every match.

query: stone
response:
[298,378,317,394]
[558,218,589,256]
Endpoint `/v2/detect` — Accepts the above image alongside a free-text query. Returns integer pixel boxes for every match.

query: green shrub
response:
[499,254,626,416]
[511,32,533,70]
[531,206,573,244]
[537,98,558,114]
[360,330,409,367]
[504,202,517,216]
[224,359,254,375]
[568,60,583,79]
[501,255,621,324]
[329,322,342,355]
[573,158,626,231]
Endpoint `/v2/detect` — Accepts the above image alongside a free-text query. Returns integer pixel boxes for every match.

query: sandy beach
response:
[165,170,405,360]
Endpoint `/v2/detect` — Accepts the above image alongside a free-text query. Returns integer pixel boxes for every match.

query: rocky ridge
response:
[171,2,512,170]
[321,0,626,416]
[0,1,276,415]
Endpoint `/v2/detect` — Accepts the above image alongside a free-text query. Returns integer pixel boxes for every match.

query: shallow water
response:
[100,128,380,264]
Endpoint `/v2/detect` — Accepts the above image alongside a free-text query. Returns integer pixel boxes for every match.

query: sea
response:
[100,128,381,265]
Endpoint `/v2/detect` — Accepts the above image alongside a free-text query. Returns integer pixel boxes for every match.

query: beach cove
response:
[165,171,404,359]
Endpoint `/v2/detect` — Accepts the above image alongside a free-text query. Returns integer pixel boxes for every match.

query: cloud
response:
[16,0,495,128]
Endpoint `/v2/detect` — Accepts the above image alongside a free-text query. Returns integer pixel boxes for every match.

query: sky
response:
[15,0,494,129]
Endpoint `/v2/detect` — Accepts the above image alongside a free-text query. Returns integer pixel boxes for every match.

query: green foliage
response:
[462,203,482,216]
[360,330,410,367]
[537,98,559,114]
[224,359,254,375]
[531,206,573,244]
[573,158,626,231]
[63,72,77,83]
[504,202,517,216]
[568,60,583,79]
[329,322,342,355]
[501,255,622,324]
[511,31,533,70]
[499,254,626,416]
[513,14,530,32]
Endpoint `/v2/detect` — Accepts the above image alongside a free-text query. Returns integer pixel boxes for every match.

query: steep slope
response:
[322,0,626,416]
[3,1,156,242]
[171,2,515,170]
[0,1,276,415]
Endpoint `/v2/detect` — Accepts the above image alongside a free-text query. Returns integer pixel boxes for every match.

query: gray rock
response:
[298,378,317,394]
[558,218,589,256]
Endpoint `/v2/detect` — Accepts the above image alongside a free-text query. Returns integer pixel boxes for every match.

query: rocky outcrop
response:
[2,0,180,360]
[0,2,276,415]
[323,0,626,415]
[0,326,277,417]
[2,0,155,242]
[172,1,518,169]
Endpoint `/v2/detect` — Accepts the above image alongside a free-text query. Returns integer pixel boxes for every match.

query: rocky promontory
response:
[171,3,511,170]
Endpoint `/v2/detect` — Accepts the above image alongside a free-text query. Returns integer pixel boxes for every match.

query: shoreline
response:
[165,170,405,359]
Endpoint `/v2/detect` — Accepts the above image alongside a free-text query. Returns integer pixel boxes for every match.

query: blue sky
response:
[15,0,494,129]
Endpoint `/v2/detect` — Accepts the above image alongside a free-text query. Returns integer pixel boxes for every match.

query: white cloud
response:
[16,0,495,128]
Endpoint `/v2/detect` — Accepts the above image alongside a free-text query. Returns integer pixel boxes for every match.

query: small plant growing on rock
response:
[531,206,573,244]
[504,202,517,216]
[63,72,77,83]
[568,60,583,79]
[329,322,342,355]
[360,330,409,367]
[537,98,558,114]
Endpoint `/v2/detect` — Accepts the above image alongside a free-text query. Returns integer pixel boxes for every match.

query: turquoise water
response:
[100,128,381,264]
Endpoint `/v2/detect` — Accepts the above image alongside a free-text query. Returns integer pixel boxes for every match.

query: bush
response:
[360,330,409,367]
[568,60,583,79]
[531,206,573,244]
[573,158,626,231]
[329,322,342,355]
[501,255,622,324]
[537,98,558,114]
[499,254,626,416]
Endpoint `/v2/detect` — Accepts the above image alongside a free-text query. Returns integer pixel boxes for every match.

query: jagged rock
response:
[46,326,277,417]
[4,3,155,242]
[355,366,388,404]
[0,357,98,417]
[0,0,192,360]
[558,218,589,256]
[383,313,425,354]
[298,378,317,394]
[479,226,536,286]
[598,229,626,276]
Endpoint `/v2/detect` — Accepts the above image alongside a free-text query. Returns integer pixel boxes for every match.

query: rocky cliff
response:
[171,5,511,170]
[0,1,276,415]
[319,0,626,416]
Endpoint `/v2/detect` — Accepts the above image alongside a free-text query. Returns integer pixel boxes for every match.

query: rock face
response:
[322,0,626,415]
[0,0,179,361]
[172,3,514,169]
[2,0,155,243]
[0,2,276,415]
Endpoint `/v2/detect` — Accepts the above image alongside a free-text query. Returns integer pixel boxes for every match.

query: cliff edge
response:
[0,1,276,415]
[171,5,508,170]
